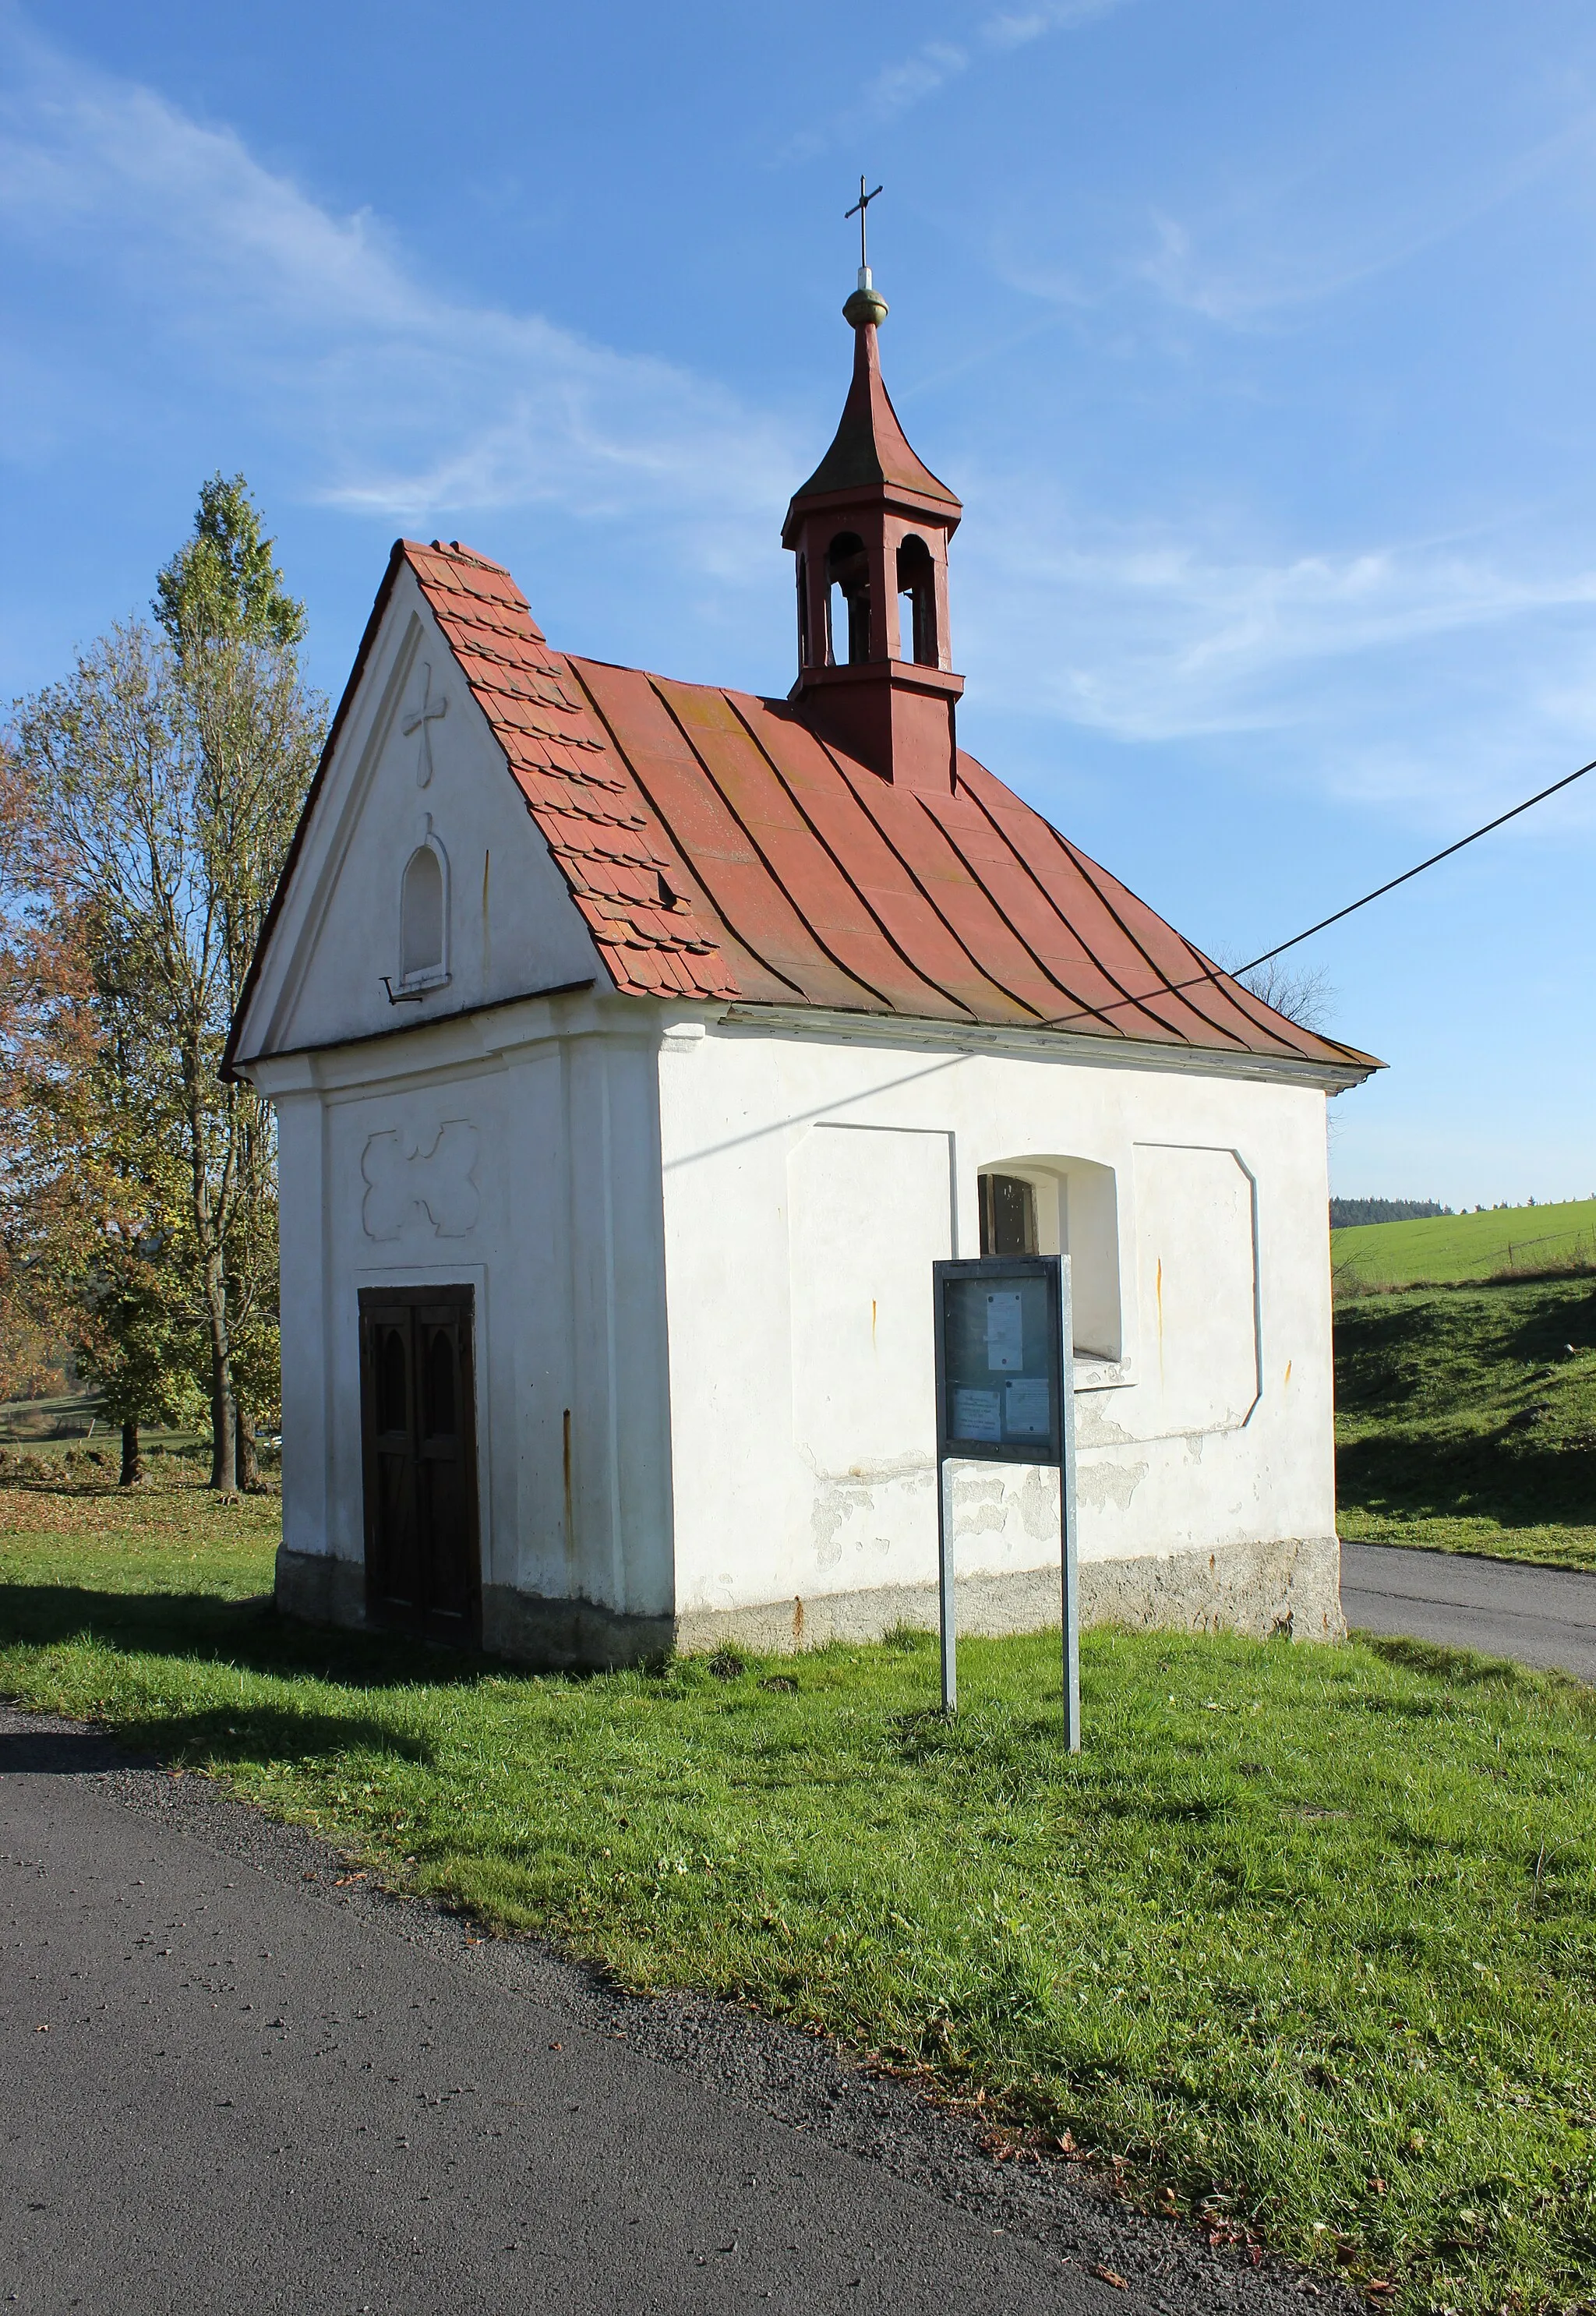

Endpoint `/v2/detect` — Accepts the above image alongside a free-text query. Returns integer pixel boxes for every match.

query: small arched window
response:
[400,842,446,985]
[825,532,871,665]
[896,535,937,667]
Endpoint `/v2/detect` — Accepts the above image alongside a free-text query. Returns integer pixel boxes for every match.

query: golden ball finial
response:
[844,268,888,329]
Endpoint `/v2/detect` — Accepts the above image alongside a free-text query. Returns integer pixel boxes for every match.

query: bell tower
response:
[783,198,964,793]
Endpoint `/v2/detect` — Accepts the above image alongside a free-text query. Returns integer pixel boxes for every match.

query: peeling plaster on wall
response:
[1076,1455,1149,1513]
[1075,1396,1136,1449]
[810,1456,934,1569]
[947,1463,1065,1552]
[951,1470,1008,1539]
[1015,1465,1058,1542]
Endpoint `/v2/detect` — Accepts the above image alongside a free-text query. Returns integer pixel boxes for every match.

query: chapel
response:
[228,252,1379,1665]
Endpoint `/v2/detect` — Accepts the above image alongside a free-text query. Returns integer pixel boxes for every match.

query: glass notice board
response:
[930,1252,1079,1746]
[934,1257,1064,1466]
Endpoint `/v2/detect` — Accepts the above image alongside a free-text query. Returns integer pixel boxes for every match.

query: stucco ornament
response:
[401,659,448,788]
[361,1121,480,1240]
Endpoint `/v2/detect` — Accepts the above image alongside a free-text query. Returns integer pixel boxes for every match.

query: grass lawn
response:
[1332,1202,1596,1293]
[1336,1276,1596,1573]
[2,1478,1594,2314]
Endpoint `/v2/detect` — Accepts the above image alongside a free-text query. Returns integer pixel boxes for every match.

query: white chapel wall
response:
[263,1001,676,1626]
[657,1019,1336,1626]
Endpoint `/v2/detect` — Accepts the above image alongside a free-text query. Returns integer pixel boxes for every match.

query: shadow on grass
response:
[1358,1633,1595,1711]
[0,1581,492,1700]
[1503,1287,1596,1364]
[0,1584,502,1767]
[0,1700,433,1771]
[1336,1430,1596,1528]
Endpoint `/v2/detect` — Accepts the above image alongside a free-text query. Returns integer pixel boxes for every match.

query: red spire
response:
[784,308,960,528]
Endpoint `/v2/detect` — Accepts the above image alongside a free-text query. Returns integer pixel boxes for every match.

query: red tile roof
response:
[227,538,1379,1079]
[402,542,737,1002]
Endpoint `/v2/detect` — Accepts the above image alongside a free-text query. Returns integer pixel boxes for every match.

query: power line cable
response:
[1046,751,1596,1033]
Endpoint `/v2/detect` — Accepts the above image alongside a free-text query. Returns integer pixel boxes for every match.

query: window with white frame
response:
[977,1161,1123,1361]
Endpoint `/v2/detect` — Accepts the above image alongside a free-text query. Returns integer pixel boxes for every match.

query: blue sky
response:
[3,0,1594,1206]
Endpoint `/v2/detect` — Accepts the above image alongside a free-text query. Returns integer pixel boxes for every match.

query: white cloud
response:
[865,40,971,124]
[983,1,1128,52]
[782,0,1130,157]
[1132,111,1596,328]
[0,17,797,563]
[959,494,1596,814]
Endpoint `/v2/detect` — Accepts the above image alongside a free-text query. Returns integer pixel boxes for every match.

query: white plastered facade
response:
[238,569,1351,1665]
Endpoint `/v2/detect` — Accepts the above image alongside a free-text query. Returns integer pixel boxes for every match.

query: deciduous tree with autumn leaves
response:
[2,478,323,1488]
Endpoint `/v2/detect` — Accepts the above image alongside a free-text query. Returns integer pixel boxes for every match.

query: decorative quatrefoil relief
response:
[360,1120,480,1241]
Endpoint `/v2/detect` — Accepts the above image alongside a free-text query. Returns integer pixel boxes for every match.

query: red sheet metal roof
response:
[410,541,1377,1072]
[231,538,1378,1078]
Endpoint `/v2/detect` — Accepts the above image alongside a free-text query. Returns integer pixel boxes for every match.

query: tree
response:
[154,473,306,653]
[155,480,317,1488]
[5,478,323,1490]
[1218,950,1336,1035]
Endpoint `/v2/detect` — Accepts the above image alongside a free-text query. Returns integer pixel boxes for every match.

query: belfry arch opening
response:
[796,553,812,667]
[896,534,937,666]
[825,532,871,665]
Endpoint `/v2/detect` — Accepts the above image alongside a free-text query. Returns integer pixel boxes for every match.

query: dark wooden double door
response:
[358,1287,480,1643]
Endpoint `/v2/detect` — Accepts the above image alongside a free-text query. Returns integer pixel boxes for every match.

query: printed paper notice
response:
[1005,1377,1050,1439]
[985,1290,1023,1372]
[952,1387,1002,1443]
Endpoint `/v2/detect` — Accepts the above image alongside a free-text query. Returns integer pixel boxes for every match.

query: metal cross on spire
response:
[846,176,883,275]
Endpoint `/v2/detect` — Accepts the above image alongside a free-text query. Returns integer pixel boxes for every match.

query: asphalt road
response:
[0,1705,1337,2316]
[1340,1539,1596,1682]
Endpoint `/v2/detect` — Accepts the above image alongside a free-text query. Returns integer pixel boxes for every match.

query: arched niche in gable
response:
[397,823,450,994]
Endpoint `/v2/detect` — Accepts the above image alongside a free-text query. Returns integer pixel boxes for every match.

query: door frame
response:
[358,1282,482,1646]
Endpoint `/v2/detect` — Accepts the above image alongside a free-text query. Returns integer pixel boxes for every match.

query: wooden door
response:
[358,1286,480,1644]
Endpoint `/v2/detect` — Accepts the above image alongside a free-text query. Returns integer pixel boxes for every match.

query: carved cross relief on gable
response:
[401,659,448,789]
[361,1120,480,1241]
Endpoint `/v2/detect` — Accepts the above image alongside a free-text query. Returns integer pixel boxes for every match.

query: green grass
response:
[0,1387,103,1444]
[1333,1201,1596,1293]
[1336,1276,1596,1573]
[0,1380,216,1454]
[2,1480,1594,2313]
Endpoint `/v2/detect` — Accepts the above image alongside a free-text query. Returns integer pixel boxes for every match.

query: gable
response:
[230,561,603,1068]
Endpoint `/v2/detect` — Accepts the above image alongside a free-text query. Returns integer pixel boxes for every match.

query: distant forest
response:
[1329,1199,1450,1229]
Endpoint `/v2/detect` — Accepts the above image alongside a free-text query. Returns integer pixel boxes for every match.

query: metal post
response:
[1059,1255,1080,1752]
[937,1453,957,1715]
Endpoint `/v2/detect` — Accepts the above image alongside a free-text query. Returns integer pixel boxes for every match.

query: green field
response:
[1335,1273,1596,1572]
[3,1473,1595,2315]
[1333,1199,1596,1292]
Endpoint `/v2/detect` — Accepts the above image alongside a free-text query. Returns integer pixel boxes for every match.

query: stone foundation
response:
[274,1547,369,1633]
[480,1583,673,1672]
[275,1534,1344,1668]
[673,1534,1344,1656]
